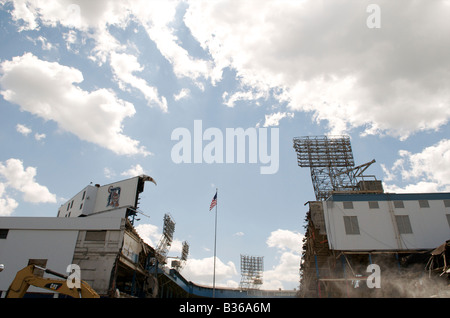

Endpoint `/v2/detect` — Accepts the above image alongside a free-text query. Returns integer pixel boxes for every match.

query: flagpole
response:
[213,188,218,298]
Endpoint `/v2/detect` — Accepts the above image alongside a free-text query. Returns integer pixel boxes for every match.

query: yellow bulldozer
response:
[5,264,99,298]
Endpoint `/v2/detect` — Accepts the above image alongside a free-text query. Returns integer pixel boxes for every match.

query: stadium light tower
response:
[155,213,175,265]
[239,255,264,290]
[293,135,378,200]
[171,241,190,272]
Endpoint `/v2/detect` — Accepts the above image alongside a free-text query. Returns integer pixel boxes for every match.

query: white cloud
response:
[6,1,120,33]
[263,112,294,127]
[129,0,216,83]
[7,1,450,140]
[263,251,300,290]
[103,167,116,179]
[380,163,396,182]
[7,0,39,31]
[184,0,450,139]
[183,256,238,287]
[174,88,191,101]
[135,222,183,255]
[0,53,150,156]
[264,229,303,290]
[34,132,46,141]
[384,181,442,194]
[89,28,126,65]
[0,158,56,204]
[110,52,168,112]
[62,30,79,52]
[121,164,146,177]
[168,239,185,256]
[135,223,160,247]
[222,89,267,108]
[4,0,212,105]
[31,35,54,51]
[382,139,450,193]
[16,123,31,136]
[3,0,165,107]
[0,182,19,216]
[16,123,46,141]
[266,229,303,252]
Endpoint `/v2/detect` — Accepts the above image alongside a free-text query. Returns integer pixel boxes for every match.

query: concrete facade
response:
[299,192,450,298]
[324,193,450,251]
[57,175,156,219]
[0,213,128,297]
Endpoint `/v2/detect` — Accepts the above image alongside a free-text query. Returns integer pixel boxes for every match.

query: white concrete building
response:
[0,213,127,297]
[300,192,450,297]
[57,175,156,218]
[323,193,450,251]
[0,175,157,298]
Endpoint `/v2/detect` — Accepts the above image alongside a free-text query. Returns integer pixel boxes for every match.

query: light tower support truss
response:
[156,213,175,265]
[239,255,264,290]
[293,135,377,200]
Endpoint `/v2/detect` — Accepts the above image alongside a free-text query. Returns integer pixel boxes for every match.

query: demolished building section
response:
[59,175,159,297]
[0,174,296,298]
[294,136,450,297]
[71,217,158,297]
[1,175,187,298]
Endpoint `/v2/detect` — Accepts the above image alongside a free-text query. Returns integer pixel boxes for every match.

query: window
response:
[0,229,9,239]
[446,214,450,228]
[82,191,86,200]
[368,201,379,209]
[343,216,360,235]
[79,203,83,210]
[444,200,450,208]
[85,230,106,241]
[343,201,354,209]
[396,215,413,234]
[418,200,429,208]
[393,201,404,208]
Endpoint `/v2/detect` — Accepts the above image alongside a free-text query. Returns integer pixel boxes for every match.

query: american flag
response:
[209,192,217,211]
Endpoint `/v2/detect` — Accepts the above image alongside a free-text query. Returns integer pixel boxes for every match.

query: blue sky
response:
[1,0,450,290]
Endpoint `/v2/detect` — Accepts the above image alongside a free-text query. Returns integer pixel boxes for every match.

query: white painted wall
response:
[324,195,450,251]
[57,185,98,218]
[0,215,126,296]
[0,229,78,295]
[93,177,140,213]
[57,176,141,218]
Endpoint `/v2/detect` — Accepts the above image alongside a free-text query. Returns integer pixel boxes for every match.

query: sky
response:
[1,0,450,291]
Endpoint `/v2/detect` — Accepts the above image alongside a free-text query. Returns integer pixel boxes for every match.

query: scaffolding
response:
[239,255,264,290]
[293,135,379,200]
